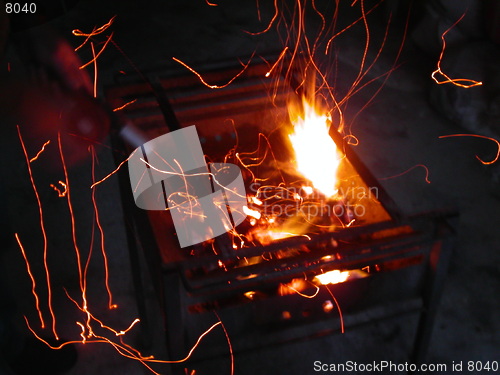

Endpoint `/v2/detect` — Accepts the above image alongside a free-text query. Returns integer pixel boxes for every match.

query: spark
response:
[90,149,137,189]
[215,312,234,375]
[136,322,223,364]
[80,32,114,71]
[77,321,88,343]
[173,158,195,218]
[234,132,285,184]
[15,234,45,328]
[431,14,482,88]
[285,282,320,298]
[324,285,344,333]
[25,317,105,349]
[265,47,288,77]
[50,181,68,197]
[73,15,116,51]
[244,0,278,35]
[25,317,159,375]
[113,99,138,112]
[347,0,371,94]
[58,132,86,309]
[64,290,132,337]
[343,135,359,146]
[172,54,253,89]
[29,140,51,163]
[325,0,382,55]
[205,0,218,5]
[439,134,500,165]
[251,196,263,205]
[138,158,247,200]
[54,287,225,372]
[73,16,116,37]
[17,126,58,340]
[116,319,141,336]
[91,42,98,98]
[378,164,431,184]
[90,147,116,310]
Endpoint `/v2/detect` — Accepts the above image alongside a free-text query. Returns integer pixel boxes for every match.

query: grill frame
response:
[106,60,457,372]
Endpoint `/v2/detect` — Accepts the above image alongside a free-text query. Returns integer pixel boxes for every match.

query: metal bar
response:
[411,219,456,365]
[147,75,182,132]
[183,235,433,293]
[329,127,403,221]
[110,129,154,350]
[175,211,457,269]
[162,271,187,372]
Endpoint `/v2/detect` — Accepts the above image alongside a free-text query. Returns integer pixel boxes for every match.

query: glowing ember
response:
[301,186,314,195]
[314,270,350,285]
[288,99,341,198]
[243,205,261,220]
[252,229,310,245]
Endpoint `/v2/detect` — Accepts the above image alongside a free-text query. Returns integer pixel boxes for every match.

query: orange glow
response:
[17,126,58,340]
[431,14,482,88]
[252,229,310,245]
[15,234,45,328]
[288,99,341,197]
[314,270,350,285]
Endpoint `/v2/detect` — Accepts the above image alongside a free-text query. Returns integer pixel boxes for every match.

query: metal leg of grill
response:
[411,234,454,367]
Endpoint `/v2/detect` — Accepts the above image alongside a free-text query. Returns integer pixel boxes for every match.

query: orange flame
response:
[288,99,341,197]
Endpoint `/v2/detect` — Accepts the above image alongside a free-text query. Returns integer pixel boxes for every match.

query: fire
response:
[288,99,341,198]
[314,270,350,285]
